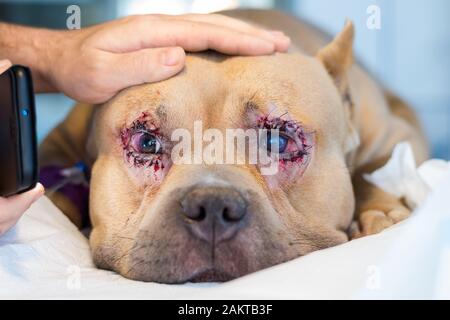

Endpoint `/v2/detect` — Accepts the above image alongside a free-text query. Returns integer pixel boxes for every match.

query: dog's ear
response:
[317,20,354,91]
[317,21,360,161]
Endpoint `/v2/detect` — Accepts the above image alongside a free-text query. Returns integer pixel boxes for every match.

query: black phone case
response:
[0,65,38,197]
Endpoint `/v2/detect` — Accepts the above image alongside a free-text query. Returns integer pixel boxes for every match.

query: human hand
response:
[0,59,45,237]
[0,59,12,73]
[0,183,44,236]
[41,14,290,103]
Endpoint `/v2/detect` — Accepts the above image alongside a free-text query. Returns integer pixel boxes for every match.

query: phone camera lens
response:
[21,109,29,117]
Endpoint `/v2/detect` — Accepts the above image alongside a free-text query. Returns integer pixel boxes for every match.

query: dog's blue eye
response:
[267,133,289,153]
[133,132,162,154]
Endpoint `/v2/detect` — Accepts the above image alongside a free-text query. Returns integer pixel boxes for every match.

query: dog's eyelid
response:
[124,112,161,132]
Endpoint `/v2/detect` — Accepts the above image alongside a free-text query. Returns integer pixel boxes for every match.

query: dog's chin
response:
[186,268,235,283]
[121,254,249,283]
[120,264,242,284]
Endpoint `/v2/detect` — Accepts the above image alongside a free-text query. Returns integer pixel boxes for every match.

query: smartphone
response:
[0,65,38,197]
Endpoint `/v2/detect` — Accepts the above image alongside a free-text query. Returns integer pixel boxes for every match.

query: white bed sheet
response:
[1,143,449,299]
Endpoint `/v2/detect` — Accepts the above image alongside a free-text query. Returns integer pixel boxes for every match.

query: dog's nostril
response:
[222,207,241,222]
[196,206,207,221]
[183,204,207,221]
[222,207,232,222]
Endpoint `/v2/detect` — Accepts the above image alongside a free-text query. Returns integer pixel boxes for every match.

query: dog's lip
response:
[186,268,235,283]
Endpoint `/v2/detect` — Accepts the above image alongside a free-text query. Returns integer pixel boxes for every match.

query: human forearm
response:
[0,22,60,92]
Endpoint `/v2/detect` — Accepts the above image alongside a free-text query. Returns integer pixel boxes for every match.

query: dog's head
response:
[88,22,359,283]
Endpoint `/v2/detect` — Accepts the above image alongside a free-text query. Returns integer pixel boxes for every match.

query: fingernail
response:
[269,30,285,36]
[0,59,12,69]
[268,31,290,52]
[164,48,183,66]
[270,30,290,40]
[257,38,276,51]
[33,183,45,201]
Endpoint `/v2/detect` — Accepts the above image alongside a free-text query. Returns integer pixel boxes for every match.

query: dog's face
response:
[88,24,358,283]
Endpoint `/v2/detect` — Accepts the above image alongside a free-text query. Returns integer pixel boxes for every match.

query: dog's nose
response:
[181,186,247,244]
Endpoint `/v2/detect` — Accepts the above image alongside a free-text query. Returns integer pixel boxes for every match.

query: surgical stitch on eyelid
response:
[257,112,313,163]
[120,112,165,172]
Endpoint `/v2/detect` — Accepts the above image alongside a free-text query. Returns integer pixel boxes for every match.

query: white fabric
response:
[1,143,449,299]
[364,142,450,209]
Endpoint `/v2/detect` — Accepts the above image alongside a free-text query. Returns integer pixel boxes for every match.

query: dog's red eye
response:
[258,116,313,163]
[130,132,162,154]
[266,132,289,153]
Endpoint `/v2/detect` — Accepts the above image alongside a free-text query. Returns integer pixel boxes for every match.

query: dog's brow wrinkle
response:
[245,101,259,112]
[155,104,167,121]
